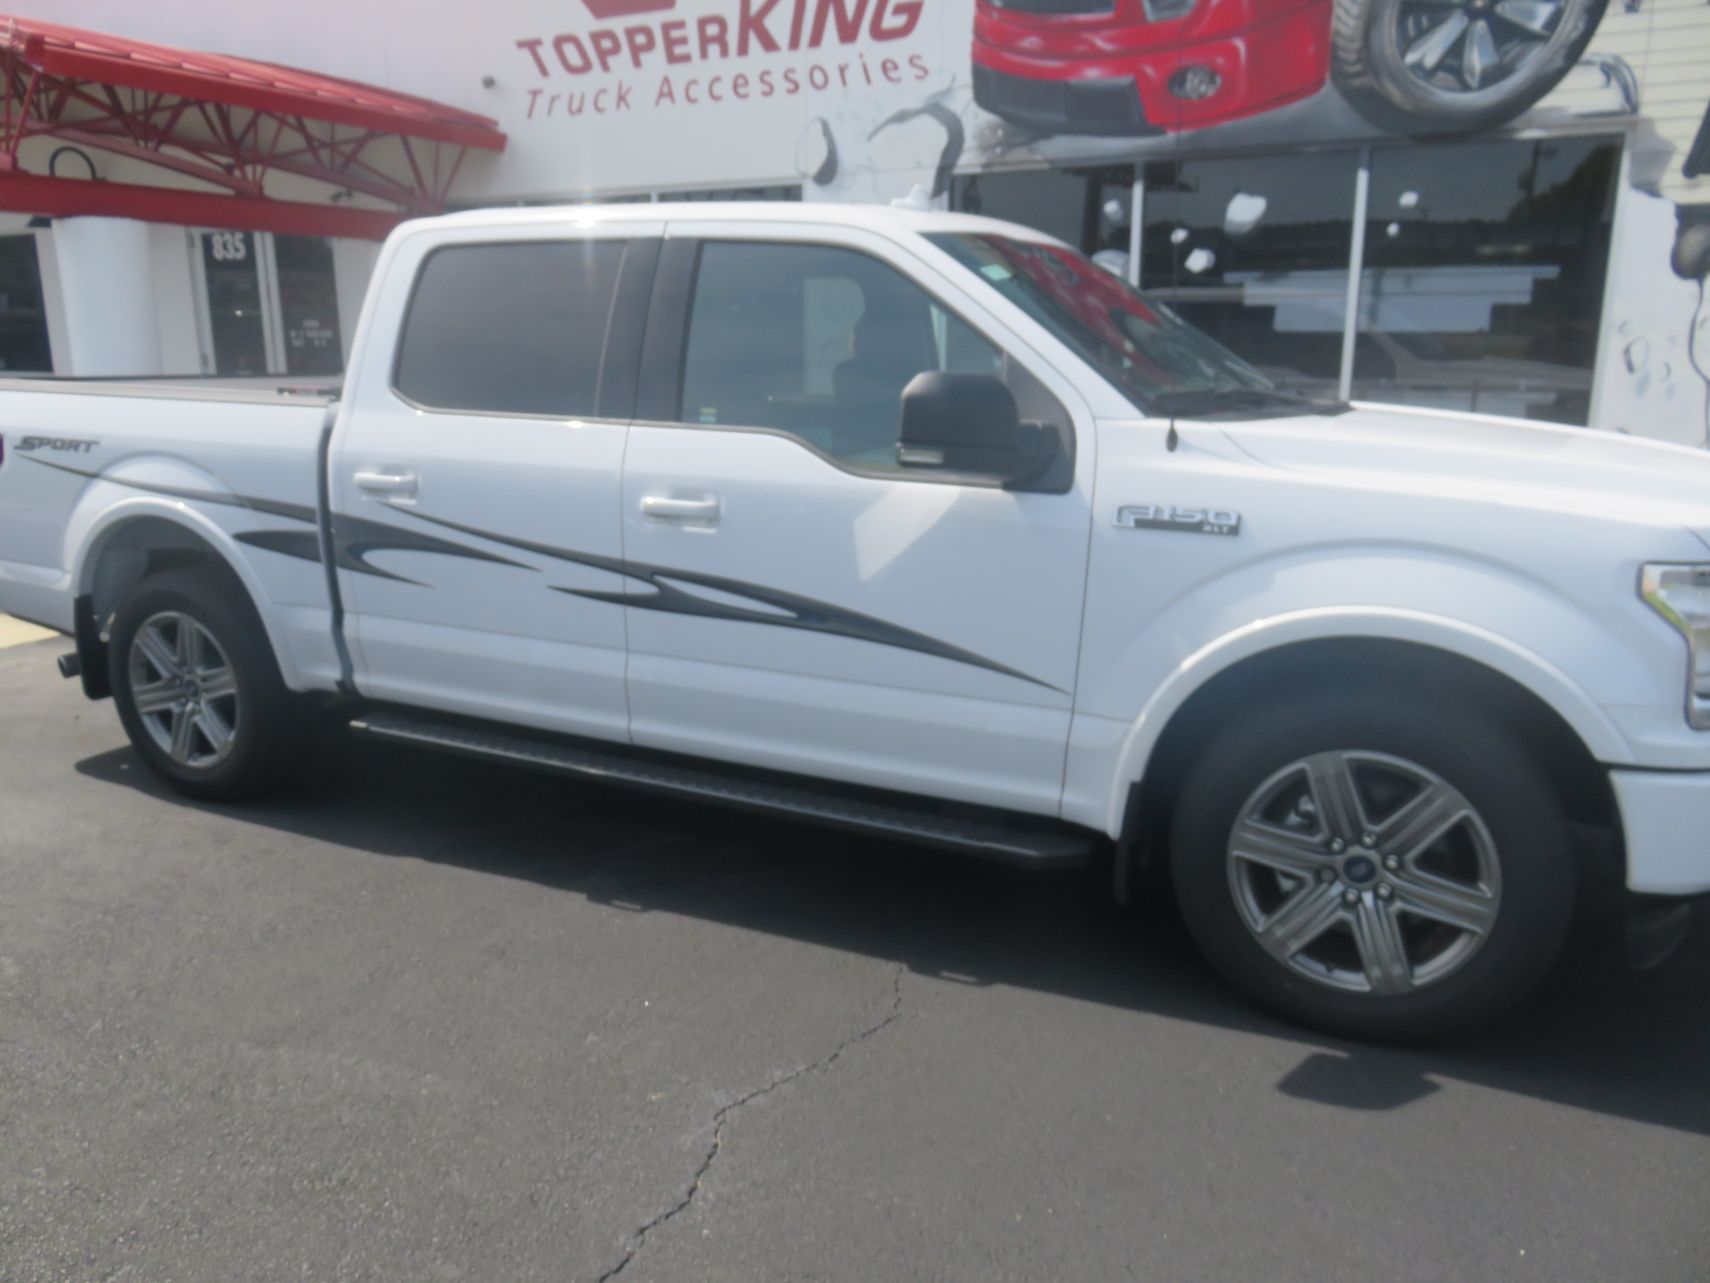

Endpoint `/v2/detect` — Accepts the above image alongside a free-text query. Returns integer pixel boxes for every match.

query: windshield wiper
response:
[1149,387,1344,418]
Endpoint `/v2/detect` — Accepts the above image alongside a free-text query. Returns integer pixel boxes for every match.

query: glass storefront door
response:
[197,230,269,376]
[194,230,344,377]
[273,235,343,377]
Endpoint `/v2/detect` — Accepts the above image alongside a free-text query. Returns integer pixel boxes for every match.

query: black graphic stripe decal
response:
[237,516,530,581]
[26,455,320,523]
[30,456,530,579]
[397,509,1064,693]
[233,528,326,565]
[332,512,532,576]
[30,454,1058,691]
[233,528,419,585]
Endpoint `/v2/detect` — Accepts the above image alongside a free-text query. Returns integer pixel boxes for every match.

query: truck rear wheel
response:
[1169,690,1575,1040]
[109,565,303,801]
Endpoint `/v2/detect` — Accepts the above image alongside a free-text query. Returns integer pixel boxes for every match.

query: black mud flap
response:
[72,593,111,700]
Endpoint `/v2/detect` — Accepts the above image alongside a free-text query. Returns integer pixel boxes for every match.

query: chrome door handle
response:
[353,469,418,496]
[640,494,719,523]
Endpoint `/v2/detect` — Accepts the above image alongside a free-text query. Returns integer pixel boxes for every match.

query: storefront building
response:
[7,0,1708,444]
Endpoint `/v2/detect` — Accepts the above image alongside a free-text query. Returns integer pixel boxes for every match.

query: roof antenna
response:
[890,183,933,211]
[1166,424,1179,452]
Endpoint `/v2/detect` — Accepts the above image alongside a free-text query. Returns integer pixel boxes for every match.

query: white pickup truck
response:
[3,202,1707,1039]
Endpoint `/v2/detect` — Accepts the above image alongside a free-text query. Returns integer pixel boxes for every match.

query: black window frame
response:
[634,235,1075,492]
[389,234,660,423]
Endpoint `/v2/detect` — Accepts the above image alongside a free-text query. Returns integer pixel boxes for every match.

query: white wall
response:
[331,238,382,364]
[148,224,203,374]
[49,217,163,376]
[1593,185,1710,446]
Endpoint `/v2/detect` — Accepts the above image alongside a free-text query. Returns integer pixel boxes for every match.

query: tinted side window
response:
[395,240,626,416]
[680,242,1054,473]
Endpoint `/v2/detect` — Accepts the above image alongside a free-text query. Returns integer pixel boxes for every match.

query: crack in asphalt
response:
[593,962,907,1283]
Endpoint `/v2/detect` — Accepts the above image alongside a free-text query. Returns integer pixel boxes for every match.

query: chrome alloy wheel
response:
[1396,0,1564,94]
[127,610,240,770]
[1226,751,1501,996]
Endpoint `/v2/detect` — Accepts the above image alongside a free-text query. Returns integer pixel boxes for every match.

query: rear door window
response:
[394,240,626,417]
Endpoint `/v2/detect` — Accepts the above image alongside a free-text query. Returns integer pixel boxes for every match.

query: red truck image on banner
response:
[971,0,1608,137]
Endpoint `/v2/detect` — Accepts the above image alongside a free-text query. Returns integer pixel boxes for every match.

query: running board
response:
[349,711,1094,867]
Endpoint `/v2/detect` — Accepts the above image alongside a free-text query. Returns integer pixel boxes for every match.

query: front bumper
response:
[1611,768,1710,894]
[971,64,1161,135]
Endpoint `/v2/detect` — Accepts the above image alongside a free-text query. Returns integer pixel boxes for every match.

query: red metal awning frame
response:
[0,16,506,240]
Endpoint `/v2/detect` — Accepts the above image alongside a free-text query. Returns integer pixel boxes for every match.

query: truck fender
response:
[1093,605,1631,838]
[69,494,308,692]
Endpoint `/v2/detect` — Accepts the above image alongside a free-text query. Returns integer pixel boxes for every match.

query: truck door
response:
[619,225,1095,815]
[329,223,658,742]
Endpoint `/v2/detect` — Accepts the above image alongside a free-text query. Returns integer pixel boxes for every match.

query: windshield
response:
[928,232,1304,415]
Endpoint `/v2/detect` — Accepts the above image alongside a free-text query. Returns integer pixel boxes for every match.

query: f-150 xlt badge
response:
[1115,504,1241,537]
[17,435,100,453]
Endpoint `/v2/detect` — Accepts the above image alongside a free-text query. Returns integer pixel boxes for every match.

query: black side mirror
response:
[896,371,1059,487]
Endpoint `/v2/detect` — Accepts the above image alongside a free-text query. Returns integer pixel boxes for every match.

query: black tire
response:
[1169,690,1575,1041]
[1330,0,1608,136]
[109,564,303,801]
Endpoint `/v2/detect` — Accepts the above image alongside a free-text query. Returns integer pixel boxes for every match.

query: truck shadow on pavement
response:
[77,732,1710,1138]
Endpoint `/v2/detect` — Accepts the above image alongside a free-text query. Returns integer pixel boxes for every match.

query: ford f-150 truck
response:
[2,202,1706,1040]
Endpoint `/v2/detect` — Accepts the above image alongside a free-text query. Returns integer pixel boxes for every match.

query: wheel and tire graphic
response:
[110,566,303,801]
[1330,0,1609,135]
[1170,693,1575,1040]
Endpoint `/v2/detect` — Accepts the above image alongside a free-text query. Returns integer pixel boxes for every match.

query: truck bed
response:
[0,373,337,642]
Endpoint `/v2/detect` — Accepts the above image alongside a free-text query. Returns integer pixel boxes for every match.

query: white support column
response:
[1337,148,1372,403]
[50,216,164,376]
[1128,172,1145,288]
[257,232,289,375]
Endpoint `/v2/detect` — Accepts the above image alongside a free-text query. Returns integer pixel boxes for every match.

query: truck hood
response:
[1220,404,1710,543]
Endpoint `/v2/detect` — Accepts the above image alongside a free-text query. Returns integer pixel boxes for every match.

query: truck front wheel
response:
[1169,690,1575,1040]
[109,565,303,801]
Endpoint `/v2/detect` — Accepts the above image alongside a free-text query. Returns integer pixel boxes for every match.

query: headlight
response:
[1640,563,1710,729]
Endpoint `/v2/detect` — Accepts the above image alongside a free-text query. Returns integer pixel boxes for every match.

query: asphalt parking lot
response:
[2,631,1708,1282]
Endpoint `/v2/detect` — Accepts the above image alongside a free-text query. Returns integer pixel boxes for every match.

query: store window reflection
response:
[951,166,1133,276]
[1141,152,1359,396]
[1354,137,1618,425]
